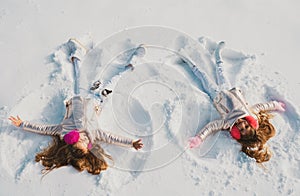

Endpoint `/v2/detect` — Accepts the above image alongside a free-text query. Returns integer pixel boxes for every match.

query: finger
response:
[138,143,143,148]
[17,115,21,120]
[281,103,286,110]
[9,116,16,120]
[9,117,17,122]
[136,146,142,150]
[135,143,143,150]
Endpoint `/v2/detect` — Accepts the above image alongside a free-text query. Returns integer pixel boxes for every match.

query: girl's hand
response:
[9,115,23,127]
[188,135,203,148]
[274,101,285,112]
[133,139,143,150]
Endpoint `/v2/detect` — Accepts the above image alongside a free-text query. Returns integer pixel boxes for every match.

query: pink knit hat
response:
[63,130,80,144]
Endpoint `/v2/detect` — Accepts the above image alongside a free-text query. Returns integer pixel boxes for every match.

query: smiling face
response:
[235,118,256,138]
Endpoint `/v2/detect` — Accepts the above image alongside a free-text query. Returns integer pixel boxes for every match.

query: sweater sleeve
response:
[196,119,228,141]
[21,121,62,136]
[94,129,134,148]
[251,101,280,113]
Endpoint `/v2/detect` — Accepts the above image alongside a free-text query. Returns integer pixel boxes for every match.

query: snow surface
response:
[1,0,300,196]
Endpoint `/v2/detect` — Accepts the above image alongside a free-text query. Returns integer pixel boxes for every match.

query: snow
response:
[1,0,300,196]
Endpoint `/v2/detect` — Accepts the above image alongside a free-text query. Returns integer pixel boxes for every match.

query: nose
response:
[237,121,245,130]
[240,122,246,130]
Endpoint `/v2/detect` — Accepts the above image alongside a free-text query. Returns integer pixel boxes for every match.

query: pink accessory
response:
[244,115,259,129]
[87,142,93,150]
[188,136,203,148]
[63,130,80,144]
[230,126,241,140]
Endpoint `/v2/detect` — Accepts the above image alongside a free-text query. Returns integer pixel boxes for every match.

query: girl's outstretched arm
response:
[189,119,228,148]
[9,115,62,136]
[94,129,143,150]
[251,101,285,113]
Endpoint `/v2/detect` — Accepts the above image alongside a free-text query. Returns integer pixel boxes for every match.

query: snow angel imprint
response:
[187,41,285,163]
[9,38,143,175]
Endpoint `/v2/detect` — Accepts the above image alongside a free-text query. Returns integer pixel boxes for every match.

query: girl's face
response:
[235,118,254,137]
[72,132,90,154]
[73,141,88,154]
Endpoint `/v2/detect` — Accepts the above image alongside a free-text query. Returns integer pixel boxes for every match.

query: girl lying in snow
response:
[188,41,285,163]
[9,38,143,175]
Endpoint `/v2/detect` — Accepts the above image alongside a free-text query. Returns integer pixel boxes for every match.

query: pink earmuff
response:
[63,130,80,144]
[244,116,259,129]
[230,126,241,140]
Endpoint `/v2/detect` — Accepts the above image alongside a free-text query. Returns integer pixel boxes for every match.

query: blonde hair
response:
[35,135,108,175]
[237,111,276,163]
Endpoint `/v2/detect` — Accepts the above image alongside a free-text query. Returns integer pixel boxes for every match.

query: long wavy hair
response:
[237,111,276,163]
[35,135,108,175]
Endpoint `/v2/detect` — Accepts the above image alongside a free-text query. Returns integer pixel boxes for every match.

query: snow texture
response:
[1,1,300,196]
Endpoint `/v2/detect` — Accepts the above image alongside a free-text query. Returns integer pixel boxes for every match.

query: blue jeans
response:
[73,58,80,95]
[192,61,230,101]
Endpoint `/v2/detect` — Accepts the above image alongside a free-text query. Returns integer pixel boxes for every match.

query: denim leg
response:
[73,58,80,95]
[214,41,231,91]
[215,61,231,91]
[192,66,218,101]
